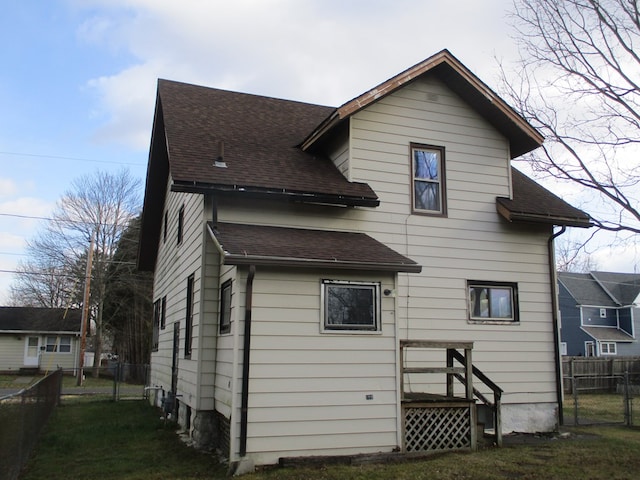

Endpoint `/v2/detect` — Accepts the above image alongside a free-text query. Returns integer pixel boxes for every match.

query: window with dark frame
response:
[219,280,232,334]
[411,144,446,215]
[152,299,161,352]
[163,211,168,243]
[322,280,380,332]
[184,274,195,358]
[177,205,185,245]
[468,281,519,322]
[160,296,166,330]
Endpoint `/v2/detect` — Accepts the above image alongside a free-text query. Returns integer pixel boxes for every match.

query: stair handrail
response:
[450,349,503,447]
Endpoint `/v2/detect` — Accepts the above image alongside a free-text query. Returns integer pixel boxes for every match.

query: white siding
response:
[152,72,561,464]
[149,176,206,415]
[0,335,27,371]
[214,74,558,455]
[227,267,398,465]
[0,334,79,372]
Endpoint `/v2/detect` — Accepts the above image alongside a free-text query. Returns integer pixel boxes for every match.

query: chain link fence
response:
[0,369,63,480]
[563,371,639,426]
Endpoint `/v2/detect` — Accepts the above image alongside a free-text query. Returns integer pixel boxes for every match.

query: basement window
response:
[322,280,380,332]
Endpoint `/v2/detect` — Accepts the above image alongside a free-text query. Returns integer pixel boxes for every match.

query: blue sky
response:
[0,0,637,303]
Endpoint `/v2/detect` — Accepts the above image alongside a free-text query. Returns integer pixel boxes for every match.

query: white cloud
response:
[0,178,19,198]
[75,0,517,149]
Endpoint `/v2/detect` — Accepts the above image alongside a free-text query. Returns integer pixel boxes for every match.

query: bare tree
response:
[103,216,153,370]
[502,0,640,238]
[10,168,140,375]
[555,233,600,273]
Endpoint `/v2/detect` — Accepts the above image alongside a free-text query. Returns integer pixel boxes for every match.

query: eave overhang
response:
[496,199,593,228]
[207,222,422,274]
[302,49,544,159]
[172,181,380,208]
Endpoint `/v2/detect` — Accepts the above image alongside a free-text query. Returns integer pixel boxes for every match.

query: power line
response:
[0,150,145,167]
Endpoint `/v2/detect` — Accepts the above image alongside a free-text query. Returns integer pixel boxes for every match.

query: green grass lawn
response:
[19,398,640,480]
[20,399,226,480]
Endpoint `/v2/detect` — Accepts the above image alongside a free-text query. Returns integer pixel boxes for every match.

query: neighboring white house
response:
[0,307,82,374]
[138,50,591,469]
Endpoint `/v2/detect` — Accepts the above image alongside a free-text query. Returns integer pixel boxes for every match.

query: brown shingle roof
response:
[207,222,421,273]
[159,80,378,204]
[496,168,591,227]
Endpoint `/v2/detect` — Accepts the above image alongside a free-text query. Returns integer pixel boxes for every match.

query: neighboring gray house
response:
[138,50,591,469]
[0,307,82,373]
[559,272,640,357]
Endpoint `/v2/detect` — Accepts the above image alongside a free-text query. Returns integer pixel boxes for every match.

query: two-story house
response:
[559,271,640,356]
[138,50,591,470]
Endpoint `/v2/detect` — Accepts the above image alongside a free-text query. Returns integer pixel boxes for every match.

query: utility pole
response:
[76,231,95,386]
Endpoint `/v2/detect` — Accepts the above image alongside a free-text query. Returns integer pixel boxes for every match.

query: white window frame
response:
[58,336,71,353]
[44,336,71,354]
[467,281,519,323]
[321,280,381,333]
[600,342,617,355]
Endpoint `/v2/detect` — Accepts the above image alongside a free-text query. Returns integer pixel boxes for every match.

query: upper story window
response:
[219,279,232,335]
[321,280,381,332]
[468,281,519,323]
[163,211,168,243]
[177,205,185,245]
[411,144,446,216]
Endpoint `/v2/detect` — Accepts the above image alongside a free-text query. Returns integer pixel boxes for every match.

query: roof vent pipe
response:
[214,140,227,168]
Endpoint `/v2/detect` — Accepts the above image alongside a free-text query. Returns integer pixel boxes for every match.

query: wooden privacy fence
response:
[562,356,640,394]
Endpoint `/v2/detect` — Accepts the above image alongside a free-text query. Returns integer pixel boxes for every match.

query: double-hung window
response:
[468,281,519,323]
[322,280,380,332]
[411,144,446,215]
[600,342,616,355]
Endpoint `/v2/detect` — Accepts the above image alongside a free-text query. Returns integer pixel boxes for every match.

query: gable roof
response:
[138,50,591,271]
[558,271,640,307]
[559,272,616,306]
[0,307,82,334]
[302,49,543,159]
[591,271,640,306]
[497,168,591,228]
[207,222,421,273]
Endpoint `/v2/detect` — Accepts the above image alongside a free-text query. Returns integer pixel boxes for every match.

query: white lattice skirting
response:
[404,405,472,452]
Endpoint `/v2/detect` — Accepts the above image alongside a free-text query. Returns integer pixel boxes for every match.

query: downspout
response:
[239,264,256,457]
[548,226,566,426]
